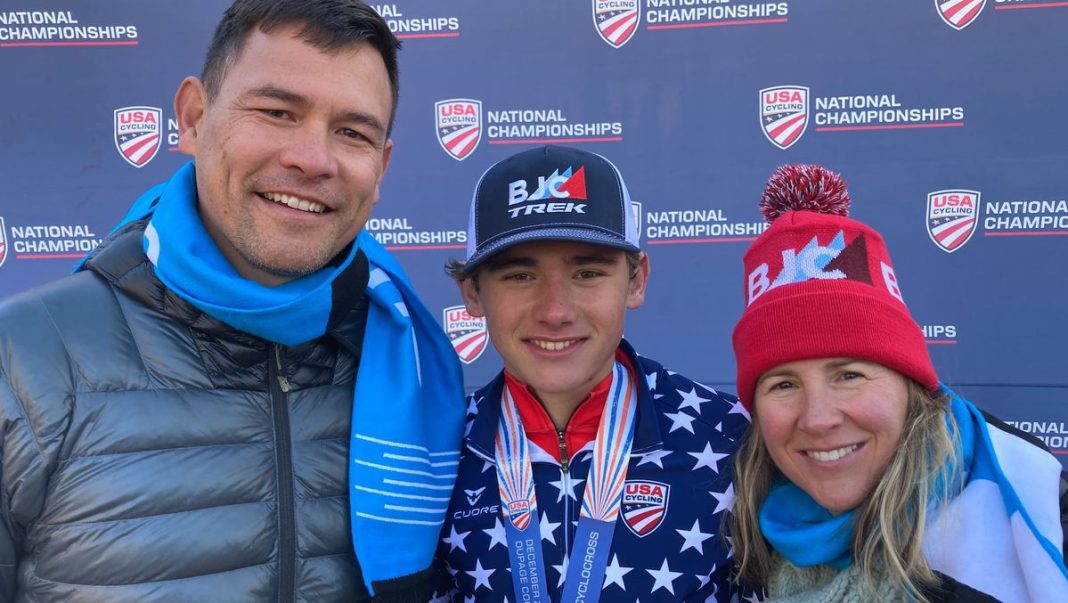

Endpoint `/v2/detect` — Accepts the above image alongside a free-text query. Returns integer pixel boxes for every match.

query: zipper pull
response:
[274,345,292,393]
[557,430,569,474]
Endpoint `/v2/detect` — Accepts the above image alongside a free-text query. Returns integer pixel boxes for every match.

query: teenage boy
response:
[432,145,751,602]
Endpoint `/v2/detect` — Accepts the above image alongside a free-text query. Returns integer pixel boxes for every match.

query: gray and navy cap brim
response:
[462,145,641,275]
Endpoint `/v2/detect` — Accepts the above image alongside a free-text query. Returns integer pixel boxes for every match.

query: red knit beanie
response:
[732,164,939,410]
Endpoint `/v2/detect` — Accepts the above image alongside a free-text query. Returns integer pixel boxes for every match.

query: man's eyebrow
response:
[242,85,307,106]
[338,110,386,137]
[241,85,387,137]
[565,255,618,267]
[483,256,537,272]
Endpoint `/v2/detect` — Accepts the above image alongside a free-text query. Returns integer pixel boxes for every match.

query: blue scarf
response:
[82,162,466,594]
[759,479,857,570]
[759,388,1068,596]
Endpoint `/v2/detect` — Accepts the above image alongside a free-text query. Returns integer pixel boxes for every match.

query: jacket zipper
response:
[557,430,569,474]
[557,429,572,571]
[270,345,295,602]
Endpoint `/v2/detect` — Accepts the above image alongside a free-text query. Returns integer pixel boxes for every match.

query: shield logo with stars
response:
[443,305,488,364]
[622,480,670,537]
[593,0,640,48]
[435,99,482,161]
[760,86,808,150]
[114,106,162,168]
[935,0,986,30]
[927,189,980,253]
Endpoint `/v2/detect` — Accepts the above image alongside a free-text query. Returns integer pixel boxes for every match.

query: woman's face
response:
[754,358,909,515]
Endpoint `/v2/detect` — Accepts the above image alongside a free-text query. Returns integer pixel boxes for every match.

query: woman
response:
[728,164,1068,602]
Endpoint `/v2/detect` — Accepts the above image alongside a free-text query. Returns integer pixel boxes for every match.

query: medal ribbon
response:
[495,361,638,603]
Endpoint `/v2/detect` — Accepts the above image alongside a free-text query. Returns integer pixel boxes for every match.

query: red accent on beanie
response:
[732,165,939,410]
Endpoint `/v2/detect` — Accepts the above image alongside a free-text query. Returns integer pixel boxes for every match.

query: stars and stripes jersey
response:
[430,340,755,602]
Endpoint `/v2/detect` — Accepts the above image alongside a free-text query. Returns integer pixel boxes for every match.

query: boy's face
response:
[460,241,648,407]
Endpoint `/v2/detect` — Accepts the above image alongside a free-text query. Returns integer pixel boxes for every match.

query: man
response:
[0,1,464,601]
[432,145,752,602]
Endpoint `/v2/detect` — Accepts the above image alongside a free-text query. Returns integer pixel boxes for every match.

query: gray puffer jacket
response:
[0,222,427,602]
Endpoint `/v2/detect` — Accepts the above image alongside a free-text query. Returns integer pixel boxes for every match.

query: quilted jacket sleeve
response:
[1060,470,1068,561]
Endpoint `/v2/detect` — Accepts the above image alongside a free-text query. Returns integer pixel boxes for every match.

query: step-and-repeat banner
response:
[2,1,1066,463]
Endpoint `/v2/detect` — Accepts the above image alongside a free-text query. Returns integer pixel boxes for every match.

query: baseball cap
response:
[461,145,640,274]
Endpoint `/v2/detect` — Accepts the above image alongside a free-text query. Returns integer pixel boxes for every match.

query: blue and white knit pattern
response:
[924,389,1068,602]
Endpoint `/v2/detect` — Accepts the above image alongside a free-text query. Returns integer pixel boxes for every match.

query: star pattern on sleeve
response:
[689,442,728,473]
[676,387,711,415]
[665,410,697,434]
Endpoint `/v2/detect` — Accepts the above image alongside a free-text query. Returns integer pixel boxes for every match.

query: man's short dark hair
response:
[202,0,401,135]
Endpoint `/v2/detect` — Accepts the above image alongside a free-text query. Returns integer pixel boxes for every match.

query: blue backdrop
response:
[1,0,1066,463]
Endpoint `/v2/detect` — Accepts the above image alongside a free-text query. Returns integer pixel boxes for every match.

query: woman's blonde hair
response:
[727,379,959,601]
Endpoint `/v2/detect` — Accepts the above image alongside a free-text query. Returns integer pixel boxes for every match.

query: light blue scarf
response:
[759,388,1068,596]
[760,479,857,570]
[82,162,466,594]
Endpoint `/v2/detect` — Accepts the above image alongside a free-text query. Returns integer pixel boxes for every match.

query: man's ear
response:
[458,276,484,318]
[369,138,394,209]
[626,252,651,310]
[173,76,207,157]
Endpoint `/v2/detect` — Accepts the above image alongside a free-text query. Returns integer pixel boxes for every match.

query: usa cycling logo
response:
[114,106,162,168]
[435,99,482,161]
[622,480,670,537]
[927,189,980,253]
[760,86,809,150]
[594,0,640,48]
[443,305,488,364]
[936,0,986,30]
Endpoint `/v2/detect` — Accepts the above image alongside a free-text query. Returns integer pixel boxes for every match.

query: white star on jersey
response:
[483,517,507,550]
[647,558,684,595]
[552,555,569,588]
[467,559,495,591]
[676,387,710,414]
[727,398,751,420]
[548,475,584,502]
[665,410,697,434]
[711,483,735,515]
[636,448,672,468]
[689,442,728,473]
[603,554,633,591]
[540,511,561,545]
[443,524,470,553]
[676,518,714,554]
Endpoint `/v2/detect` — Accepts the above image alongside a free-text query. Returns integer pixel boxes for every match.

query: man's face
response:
[459,241,649,408]
[175,25,393,285]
